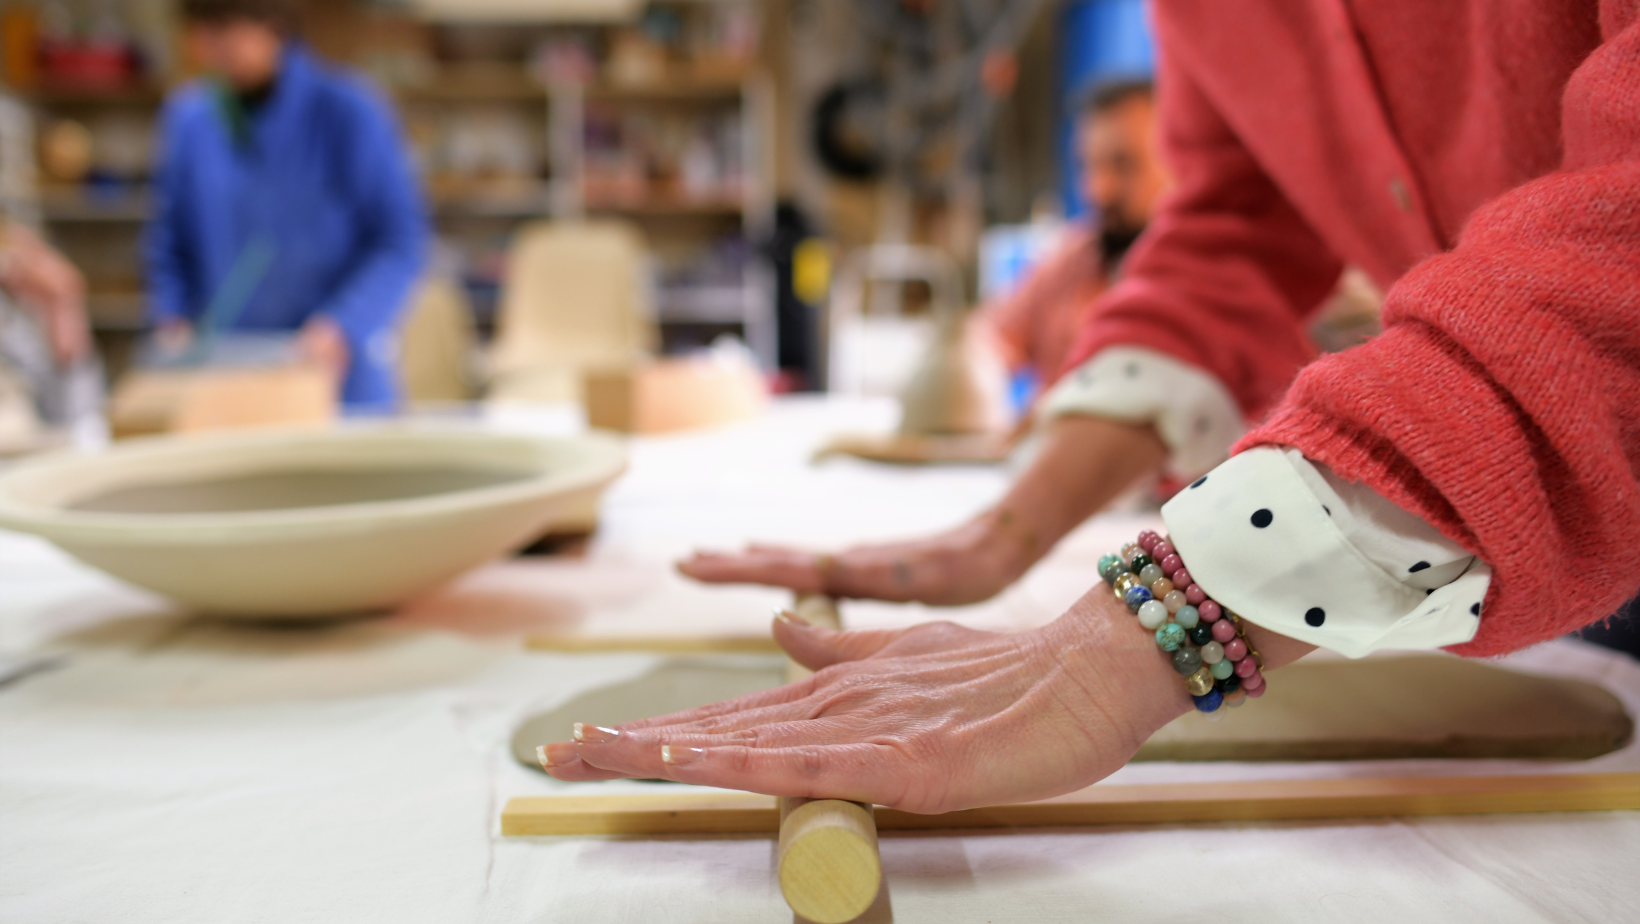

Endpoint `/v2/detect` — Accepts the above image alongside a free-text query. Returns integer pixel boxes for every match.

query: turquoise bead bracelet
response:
[1099,530,1268,712]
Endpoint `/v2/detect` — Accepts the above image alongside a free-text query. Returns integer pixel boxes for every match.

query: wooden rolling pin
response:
[777,595,882,924]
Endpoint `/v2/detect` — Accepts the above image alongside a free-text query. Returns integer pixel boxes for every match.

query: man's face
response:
[1077,95,1171,258]
[186,19,282,92]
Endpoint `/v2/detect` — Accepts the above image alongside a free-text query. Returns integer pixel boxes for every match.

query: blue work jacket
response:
[145,44,429,406]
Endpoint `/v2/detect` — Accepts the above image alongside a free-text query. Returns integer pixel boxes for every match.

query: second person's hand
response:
[678,512,1038,606]
[678,415,1171,606]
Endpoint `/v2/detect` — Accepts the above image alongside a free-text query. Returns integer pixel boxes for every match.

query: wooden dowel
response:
[778,793,882,924]
[777,594,882,924]
[499,771,1640,837]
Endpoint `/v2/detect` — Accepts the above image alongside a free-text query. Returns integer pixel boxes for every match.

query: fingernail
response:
[774,607,809,626]
[573,723,620,744]
[536,745,555,769]
[661,744,705,766]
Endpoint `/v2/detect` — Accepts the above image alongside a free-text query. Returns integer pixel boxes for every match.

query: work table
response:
[2,397,1636,923]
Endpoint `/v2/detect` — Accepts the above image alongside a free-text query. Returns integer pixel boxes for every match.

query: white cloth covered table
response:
[2,397,1637,923]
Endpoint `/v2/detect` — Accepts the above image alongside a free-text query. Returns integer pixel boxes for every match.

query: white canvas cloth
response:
[2,397,1636,923]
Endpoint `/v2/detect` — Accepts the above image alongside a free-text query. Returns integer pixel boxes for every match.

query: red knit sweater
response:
[1066,0,1640,657]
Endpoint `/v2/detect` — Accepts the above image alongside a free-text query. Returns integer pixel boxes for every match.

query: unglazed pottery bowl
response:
[0,424,626,618]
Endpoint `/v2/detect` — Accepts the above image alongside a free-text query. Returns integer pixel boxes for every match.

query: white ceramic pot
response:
[0,424,627,618]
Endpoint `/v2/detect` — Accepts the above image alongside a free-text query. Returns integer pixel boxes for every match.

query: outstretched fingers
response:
[661,741,909,805]
[773,612,913,671]
[607,673,820,734]
[536,741,632,781]
[569,714,909,801]
[676,545,826,592]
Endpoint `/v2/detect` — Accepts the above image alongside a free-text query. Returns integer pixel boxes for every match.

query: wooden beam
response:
[501,772,1640,837]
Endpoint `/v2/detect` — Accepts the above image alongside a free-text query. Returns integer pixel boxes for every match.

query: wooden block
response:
[110,367,336,438]
[583,357,765,434]
[500,772,1640,837]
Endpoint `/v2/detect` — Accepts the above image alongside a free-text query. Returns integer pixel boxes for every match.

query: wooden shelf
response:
[431,186,555,219]
[394,72,546,103]
[583,77,748,102]
[23,82,166,106]
[584,195,745,217]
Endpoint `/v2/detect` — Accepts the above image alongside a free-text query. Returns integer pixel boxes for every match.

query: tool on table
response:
[148,236,278,369]
[776,594,883,924]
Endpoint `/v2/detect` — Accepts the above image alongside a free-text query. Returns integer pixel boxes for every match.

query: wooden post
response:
[776,595,882,924]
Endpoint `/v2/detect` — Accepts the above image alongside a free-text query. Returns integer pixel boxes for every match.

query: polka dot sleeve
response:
[1161,447,1492,658]
[1038,347,1244,480]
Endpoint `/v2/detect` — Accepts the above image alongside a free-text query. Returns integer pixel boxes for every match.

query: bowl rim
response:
[0,422,628,546]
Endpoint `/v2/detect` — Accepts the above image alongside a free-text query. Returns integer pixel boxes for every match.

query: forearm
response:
[979,415,1167,575]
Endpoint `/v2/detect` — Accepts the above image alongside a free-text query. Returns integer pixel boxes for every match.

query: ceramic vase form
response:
[825,243,1012,434]
[897,309,1011,435]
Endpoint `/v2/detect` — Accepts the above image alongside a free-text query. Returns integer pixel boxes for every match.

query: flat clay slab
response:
[1136,654,1633,762]
[513,653,1632,770]
[813,432,1011,466]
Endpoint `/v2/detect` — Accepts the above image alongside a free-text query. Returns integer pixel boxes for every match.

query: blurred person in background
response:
[978,78,1170,393]
[0,221,88,370]
[0,219,102,445]
[146,0,427,408]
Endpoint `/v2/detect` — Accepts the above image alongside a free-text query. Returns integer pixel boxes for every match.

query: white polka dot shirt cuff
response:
[1161,447,1490,658]
[1039,347,1244,480]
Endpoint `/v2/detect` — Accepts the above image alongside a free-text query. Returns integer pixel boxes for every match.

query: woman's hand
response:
[677,513,1033,606]
[540,586,1196,814]
[677,416,1170,606]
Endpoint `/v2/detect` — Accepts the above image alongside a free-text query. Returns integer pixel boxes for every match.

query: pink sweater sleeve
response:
[1062,45,1342,420]
[1241,10,1640,658]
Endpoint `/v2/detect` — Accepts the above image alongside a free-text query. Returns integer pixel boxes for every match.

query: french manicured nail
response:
[774,607,809,626]
[541,742,578,768]
[661,744,705,766]
[573,723,620,744]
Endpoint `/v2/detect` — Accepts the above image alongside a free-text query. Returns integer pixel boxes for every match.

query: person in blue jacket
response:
[146,0,428,408]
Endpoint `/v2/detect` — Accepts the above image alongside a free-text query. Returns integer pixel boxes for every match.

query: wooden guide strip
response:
[501,772,1640,837]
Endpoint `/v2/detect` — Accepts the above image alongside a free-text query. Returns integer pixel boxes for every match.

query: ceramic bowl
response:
[0,424,626,618]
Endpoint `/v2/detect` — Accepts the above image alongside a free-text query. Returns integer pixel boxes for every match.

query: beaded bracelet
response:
[1098,529,1267,713]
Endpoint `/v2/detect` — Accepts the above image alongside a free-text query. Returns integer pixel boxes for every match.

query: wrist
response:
[973,506,1044,581]
[1238,618,1316,672]
[1051,586,1193,754]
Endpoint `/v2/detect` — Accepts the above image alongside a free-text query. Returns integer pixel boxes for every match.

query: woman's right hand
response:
[677,510,1035,606]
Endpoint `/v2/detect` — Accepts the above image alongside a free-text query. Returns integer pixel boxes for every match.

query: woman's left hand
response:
[541,587,1200,814]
